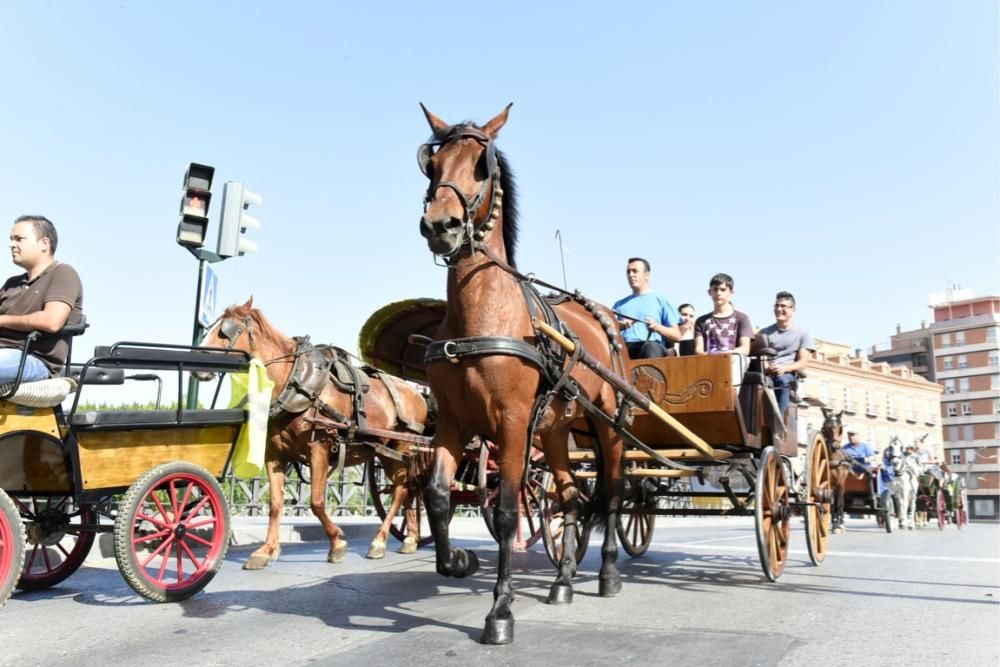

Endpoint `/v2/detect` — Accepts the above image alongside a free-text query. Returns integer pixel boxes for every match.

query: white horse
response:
[888,438,921,530]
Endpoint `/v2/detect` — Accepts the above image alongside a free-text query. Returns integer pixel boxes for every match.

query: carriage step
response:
[568,449,731,462]
[574,468,698,479]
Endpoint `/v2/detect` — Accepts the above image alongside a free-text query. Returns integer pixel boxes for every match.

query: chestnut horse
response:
[416,104,626,644]
[200,299,432,569]
[820,407,852,533]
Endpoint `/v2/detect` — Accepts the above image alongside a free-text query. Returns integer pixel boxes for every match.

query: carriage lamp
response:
[216,181,263,258]
[176,162,215,248]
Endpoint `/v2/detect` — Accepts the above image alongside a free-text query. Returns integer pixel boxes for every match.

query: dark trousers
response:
[626,340,669,359]
[771,372,796,415]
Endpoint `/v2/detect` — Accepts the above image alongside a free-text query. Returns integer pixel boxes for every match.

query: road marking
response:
[655,541,1000,563]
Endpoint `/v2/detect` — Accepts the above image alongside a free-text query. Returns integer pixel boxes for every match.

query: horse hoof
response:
[480,616,514,645]
[547,582,573,605]
[598,576,622,598]
[243,554,272,570]
[453,549,480,578]
[329,542,348,564]
[399,537,418,554]
[366,539,386,560]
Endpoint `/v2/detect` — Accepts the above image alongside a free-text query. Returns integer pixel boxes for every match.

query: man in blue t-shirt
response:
[613,257,681,359]
[843,431,876,474]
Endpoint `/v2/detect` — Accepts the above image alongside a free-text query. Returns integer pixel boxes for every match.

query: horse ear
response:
[482,102,513,139]
[420,103,449,138]
[821,407,831,418]
[240,296,254,312]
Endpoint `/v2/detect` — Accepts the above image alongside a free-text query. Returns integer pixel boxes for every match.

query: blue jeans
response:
[771,372,796,416]
[0,348,50,385]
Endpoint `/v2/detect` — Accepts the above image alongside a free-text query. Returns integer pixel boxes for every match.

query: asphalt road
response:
[2,516,998,667]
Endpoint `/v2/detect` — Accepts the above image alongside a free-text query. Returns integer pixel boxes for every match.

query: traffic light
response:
[216,181,262,257]
[176,163,215,248]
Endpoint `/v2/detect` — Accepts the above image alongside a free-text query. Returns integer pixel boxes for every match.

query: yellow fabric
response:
[229,358,275,478]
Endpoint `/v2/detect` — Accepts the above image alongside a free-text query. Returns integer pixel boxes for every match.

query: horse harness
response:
[216,317,430,468]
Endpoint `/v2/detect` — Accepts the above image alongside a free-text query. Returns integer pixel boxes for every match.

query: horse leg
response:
[367,455,410,559]
[481,422,531,645]
[426,420,478,578]
[593,420,624,597]
[833,485,845,533]
[244,456,286,570]
[308,442,347,563]
[540,428,579,605]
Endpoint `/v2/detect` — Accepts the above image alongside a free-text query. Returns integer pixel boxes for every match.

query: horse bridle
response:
[418,124,503,259]
[216,315,256,352]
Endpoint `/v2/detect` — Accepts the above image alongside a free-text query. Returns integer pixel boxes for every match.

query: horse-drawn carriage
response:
[0,324,252,607]
[917,468,968,529]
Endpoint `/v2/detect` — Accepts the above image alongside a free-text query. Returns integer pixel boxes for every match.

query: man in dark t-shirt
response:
[0,216,83,382]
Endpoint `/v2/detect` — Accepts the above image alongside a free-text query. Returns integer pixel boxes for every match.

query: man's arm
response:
[733,336,751,355]
[645,319,682,342]
[0,301,72,334]
[772,347,813,376]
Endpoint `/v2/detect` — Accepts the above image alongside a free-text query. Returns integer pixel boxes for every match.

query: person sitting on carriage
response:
[756,291,814,417]
[0,215,83,384]
[694,272,753,356]
[614,257,683,359]
[843,430,877,474]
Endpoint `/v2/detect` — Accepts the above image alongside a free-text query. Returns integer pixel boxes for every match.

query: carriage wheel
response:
[15,495,96,591]
[617,476,656,558]
[477,439,545,550]
[936,490,946,530]
[882,491,896,533]
[754,447,790,582]
[0,490,25,609]
[366,457,436,547]
[540,471,593,569]
[804,431,831,565]
[114,462,230,603]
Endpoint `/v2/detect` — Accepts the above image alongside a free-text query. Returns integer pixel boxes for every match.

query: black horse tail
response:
[421,390,438,437]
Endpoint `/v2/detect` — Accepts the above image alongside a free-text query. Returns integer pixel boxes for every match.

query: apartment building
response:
[930,293,1000,521]
[797,342,944,464]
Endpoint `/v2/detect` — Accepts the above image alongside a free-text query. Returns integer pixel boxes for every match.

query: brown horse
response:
[200,299,432,569]
[416,104,626,644]
[820,407,851,533]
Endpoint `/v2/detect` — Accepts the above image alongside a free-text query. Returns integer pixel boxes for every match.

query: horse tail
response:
[581,476,611,533]
[421,390,438,437]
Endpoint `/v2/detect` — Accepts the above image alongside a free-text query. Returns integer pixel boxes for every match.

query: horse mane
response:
[496,149,518,268]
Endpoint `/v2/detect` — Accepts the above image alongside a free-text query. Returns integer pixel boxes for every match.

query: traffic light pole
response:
[184,248,223,409]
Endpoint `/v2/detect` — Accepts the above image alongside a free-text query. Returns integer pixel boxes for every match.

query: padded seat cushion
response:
[71,408,245,429]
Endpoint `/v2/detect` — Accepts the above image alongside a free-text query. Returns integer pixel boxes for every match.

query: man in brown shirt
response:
[0,216,83,382]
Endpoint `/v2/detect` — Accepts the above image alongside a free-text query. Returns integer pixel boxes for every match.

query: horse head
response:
[820,407,844,451]
[417,103,518,263]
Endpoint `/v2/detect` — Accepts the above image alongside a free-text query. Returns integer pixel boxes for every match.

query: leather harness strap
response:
[425,336,547,369]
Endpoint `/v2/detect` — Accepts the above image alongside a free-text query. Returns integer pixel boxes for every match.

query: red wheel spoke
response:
[41,545,53,571]
[55,542,70,559]
[185,517,218,530]
[180,496,211,526]
[176,481,195,521]
[150,493,172,526]
[184,532,214,549]
[139,534,175,567]
[133,528,171,546]
[26,544,40,570]
[136,511,172,530]
[179,539,204,571]
[176,541,184,582]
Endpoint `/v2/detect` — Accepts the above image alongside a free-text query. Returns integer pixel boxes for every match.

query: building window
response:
[992,375,1000,390]
[865,390,877,416]
[990,353,999,367]
[886,394,895,419]
[947,404,958,417]
[961,402,972,416]
[942,357,953,370]
[988,327,998,342]
[963,425,974,441]
[944,379,955,394]
[959,377,969,393]
[914,353,927,367]
[940,333,951,347]
[947,426,959,441]
[843,387,854,412]
[906,397,916,421]
[958,354,968,369]
[955,331,965,345]
[995,398,1000,415]
[950,452,961,465]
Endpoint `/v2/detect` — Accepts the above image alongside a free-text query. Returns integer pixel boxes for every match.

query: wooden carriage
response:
[359,299,832,581]
[0,338,250,608]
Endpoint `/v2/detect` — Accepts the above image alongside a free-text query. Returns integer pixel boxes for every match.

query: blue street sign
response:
[198,264,219,328]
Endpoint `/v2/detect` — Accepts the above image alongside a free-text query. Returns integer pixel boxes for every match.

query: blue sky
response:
[0,1,996,382]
